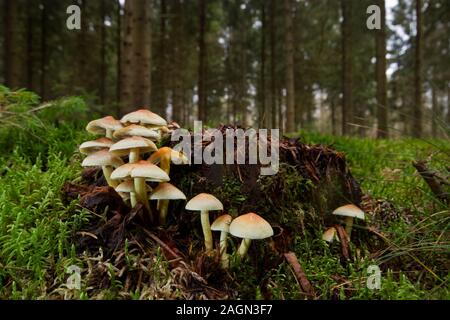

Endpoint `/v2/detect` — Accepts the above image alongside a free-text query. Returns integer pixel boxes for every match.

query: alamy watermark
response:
[171,121,280,176]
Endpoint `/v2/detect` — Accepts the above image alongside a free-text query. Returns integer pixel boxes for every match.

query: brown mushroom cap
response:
[211,214,233,232]
[110,163,137,180]
[322,227,338,243]
[79,137,113,155]
[130,161,170,182]
[185,193,224,211]
[86,116,123,135]
[149,147,189,165]
[113,124,161,141]
[109,136,158,157]
[81,149,124,168]
[229,212,273,240]
[120,109,167,127]
[149,182,186,200]
[332,204,365,220]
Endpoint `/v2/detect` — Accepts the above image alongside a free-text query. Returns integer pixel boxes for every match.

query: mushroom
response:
[149,182,186,225]
[111,162,142,208]
[211,214,232,268]
[322,227,339,243]
[332,204,365,239]
[113,124,161,142]
[109,136,157,163]
[229,212,273,258]
[185,193,223,251]
[148,147,189,175]
[86,116,123,139]
[79,137,113,155]
[82,149,124,188]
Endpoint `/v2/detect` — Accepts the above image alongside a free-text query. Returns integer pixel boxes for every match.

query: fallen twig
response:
[413,160,449,203]
[283,251,316,299]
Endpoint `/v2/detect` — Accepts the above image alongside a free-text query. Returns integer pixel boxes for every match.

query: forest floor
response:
[0,89,448,300]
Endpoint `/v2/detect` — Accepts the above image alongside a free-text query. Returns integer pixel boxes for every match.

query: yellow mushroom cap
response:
[149,147,189,165]
[130,161,170,182]
[229,212,273,240]
[211,214,232,232]
[79,137,113,155]
[185,193,224,211]
[120,109,167,126]
[86,116,123,135]
[149,182,186,200]
[113,124,161,141]
[110,163,137,180]
[109,136,158,157]
[322,227,339,243]
[332,204,365,220]
[81,150,124,168]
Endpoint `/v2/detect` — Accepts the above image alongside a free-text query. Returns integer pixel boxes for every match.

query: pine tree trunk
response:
[341,0,353,135]
[431,86,438,138]
[284,0,295,133]
[120,0,152,114]
[158,0,167,117]
[116,0,122,110]
[198,0,206,122]
[77,0,87,90]
[413,0,423,137]
[376,0,388,138]
[260,2,266,128]
[269,0,277,129]
[40,0,48,100]
[4,0,21,89]
[26,2,35,91]
[100,0,107,105]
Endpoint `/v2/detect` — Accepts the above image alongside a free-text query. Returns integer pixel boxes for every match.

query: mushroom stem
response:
[237,238,252,257]
[106,128,113,139]
[200,210,213,251]
[219,231,229,268]
[129,148,140,164]
[101,166,118,187]
[130,192,137,207]
[134,177,153,222]
[158,199,169,225]
[344,216,354,239]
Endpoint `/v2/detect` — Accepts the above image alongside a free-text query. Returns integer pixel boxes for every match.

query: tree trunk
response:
[269,0,277,129]
[4,0,21,89]
[77,0,87,91]
[376,0,388,138]
[331,95,337,135]
[197,0,206,122]
[284,0,295,133]
[120,0,152,114]
[341,0,353,135]
[158,0,167,117]
[26,2,35,91]
[40,0,48,100]
[431,86,438,138]
[260,2,266,128]
[413,0,423,137]
[100,0,107,105]
[116,0,122,111]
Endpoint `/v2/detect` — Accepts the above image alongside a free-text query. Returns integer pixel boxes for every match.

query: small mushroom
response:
[86,116,123,139]
[322,227,339,243]
[79,137,113,155]
[211,214,232,268]
[149,182,186,225]
[148,147,189,175]
[229,212,273,258]
[109,136,157,163]
[185,193,223,251]
[113,124,161,141]
[115,179,150,207]
[120,109,167,128]
[332,204,365,239]
[82,150,124,188]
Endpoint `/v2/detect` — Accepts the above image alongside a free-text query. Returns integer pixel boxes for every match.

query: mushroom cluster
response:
[322,204,365,243]
[79,110,188,225]
[185,192,274,268]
